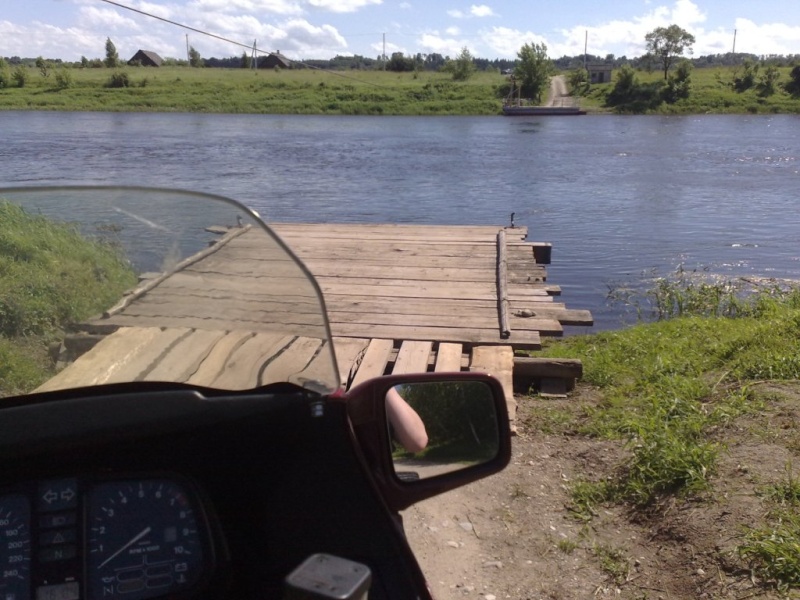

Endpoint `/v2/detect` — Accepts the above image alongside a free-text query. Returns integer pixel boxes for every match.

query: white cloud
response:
[481,26,547,58]
[447,9,465,18]
[445,26,460,36]
[306,0,382,13]
[416,32,470,56]
[470,5,494,18]
[189,0,304,16]
[79,6,141,31]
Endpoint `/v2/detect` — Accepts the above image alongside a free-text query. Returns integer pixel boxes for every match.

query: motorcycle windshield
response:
[0,187,339,397]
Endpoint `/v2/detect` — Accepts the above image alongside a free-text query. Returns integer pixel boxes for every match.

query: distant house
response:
[128,50,163,67]
[587,63,613,84]
[259,51,291,69]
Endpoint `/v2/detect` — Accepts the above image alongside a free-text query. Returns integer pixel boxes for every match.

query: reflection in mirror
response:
[387,381,500,481]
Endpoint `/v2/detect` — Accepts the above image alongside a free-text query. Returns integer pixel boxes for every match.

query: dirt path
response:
[545,75,571,107]
[401,385,797,599]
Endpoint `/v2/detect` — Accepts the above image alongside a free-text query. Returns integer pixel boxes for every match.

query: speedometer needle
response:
[98,526,152,569]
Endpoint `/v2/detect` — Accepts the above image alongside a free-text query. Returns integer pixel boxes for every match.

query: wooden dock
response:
[40,223,592,425]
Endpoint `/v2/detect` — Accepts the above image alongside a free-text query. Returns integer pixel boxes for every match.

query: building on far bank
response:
[587,63,613,84]
[128,50,163,67]
[259,51,292,69]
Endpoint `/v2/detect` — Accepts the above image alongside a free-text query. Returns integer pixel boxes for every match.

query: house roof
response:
[129,50,163,66]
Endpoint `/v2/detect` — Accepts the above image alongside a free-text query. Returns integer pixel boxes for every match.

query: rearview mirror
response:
[387,381,500,481]
[344,372,511,512]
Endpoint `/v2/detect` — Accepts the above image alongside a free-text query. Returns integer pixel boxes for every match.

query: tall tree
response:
[104,38,119,68]
[645,24,695,80]
[443,47,476,81]
[515,42,553,103]
[189,46,203,68]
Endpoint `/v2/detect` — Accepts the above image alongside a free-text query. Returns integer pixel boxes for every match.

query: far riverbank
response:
[1,67,799,115]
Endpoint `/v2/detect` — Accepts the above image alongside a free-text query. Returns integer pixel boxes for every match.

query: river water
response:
[1,111,798,331]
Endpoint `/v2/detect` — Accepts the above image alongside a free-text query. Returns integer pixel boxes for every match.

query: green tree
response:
[732,59,759,92]
[0,58,9,89]
[785,65,800,96]
[567,67,589,96]
[241,51,251,69]
[757,64,780,97]
[443,46,476,81]
[54,68,73,90]
[12,66,28,88]
[189,46,203,68]
[514,42,553,103]
[104,37,119,68]
[80,55,89,68]
[645,24,695,80]
[662,59,692,103]
[35,56,50,78]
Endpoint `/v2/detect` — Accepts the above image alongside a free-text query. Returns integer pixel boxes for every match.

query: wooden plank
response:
[258,337,324,387]
[349,339,394,389]
[36,327,165,392]
[392,341,433,375]
[185,331,256,387]
[513,357,583,380]
[146,329,228,382]
[470,345,516,431]
[330,324,541,349]
[434,343,464,372]
[496,229,511,339]
[202,333,295,389]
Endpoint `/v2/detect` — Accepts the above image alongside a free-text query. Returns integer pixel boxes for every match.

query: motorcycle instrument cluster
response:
[0,476,212,600]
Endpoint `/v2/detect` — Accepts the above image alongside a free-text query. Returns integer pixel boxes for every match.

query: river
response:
[1,111,798,331]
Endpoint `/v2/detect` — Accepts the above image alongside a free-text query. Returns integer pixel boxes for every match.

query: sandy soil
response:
[402,384,800,599]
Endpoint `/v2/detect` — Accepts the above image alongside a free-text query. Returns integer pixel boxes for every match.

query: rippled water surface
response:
[2,111,798,330]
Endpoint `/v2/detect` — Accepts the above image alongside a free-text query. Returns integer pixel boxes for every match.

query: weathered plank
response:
[36,327,166,391]
[393,341,434,374]
[470,346,516,431]
[434,343,464,372]
[349,339,394,388]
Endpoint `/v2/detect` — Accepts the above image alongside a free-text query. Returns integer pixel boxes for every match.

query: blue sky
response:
[2,0,799,62]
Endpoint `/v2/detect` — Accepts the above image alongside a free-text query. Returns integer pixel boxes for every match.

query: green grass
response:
[739,464,800,591]
[0,201,137,396]
[578,65,800,114]
[0,66,510,115]
[537,275,800,512]
[3,64,800,115]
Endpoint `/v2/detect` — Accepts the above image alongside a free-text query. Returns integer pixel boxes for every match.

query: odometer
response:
[87,480,204,600]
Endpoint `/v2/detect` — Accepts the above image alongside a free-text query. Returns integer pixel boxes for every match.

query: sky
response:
[2,0,800,63]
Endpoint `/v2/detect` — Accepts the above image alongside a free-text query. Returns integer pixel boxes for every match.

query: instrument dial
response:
[0,494,31,600]
[87,479,205,600]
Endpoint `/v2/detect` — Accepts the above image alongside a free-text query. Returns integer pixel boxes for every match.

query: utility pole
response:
[186,34,190,63]
[584,30,588,71]
[732,29,737,54]
[382,33,386,70]
[252,40,257,69]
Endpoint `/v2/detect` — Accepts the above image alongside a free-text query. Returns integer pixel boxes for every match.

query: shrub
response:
[54,68,73,90]
[12,66,28,88]
[107,71,130,88]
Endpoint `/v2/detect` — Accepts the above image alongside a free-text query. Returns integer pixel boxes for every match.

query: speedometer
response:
[87,479,205,600]
[0,494,30,600]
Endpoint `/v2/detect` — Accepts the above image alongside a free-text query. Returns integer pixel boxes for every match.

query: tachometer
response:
[0,494,31,600]
[87,479,205,600]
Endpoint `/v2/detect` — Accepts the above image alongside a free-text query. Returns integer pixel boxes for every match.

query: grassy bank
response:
[0,67,506,115]
[580,65,800,114]
[529,273,800,591]
[3,64,800,115]
[0,201,136,396]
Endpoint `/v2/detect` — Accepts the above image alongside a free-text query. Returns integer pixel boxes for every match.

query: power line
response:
[96,0,394,89]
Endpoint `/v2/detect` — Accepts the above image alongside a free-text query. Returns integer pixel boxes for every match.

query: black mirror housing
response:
[344,372,511,512]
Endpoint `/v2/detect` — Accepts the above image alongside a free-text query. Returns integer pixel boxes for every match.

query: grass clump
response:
[540,272,800,511]
[739,464,800,591]
[0,201,136,396]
